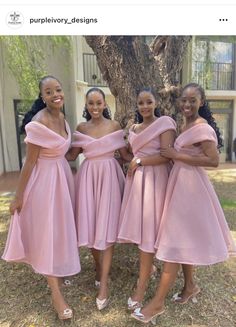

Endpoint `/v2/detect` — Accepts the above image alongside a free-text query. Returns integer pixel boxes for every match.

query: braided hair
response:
[82,87,112,121]
[182,83,223,148]
[20,75,61,133]
[134,87,161,124]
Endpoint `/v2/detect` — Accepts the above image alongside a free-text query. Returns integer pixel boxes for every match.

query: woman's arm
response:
[127,129,175,177]
[138,130,176,166]
[160,140,219,167]
[65,147,82,161]
[119,146,133,163]
[9,143,40,214]
[65,123,84,161]
[113,121,134,163]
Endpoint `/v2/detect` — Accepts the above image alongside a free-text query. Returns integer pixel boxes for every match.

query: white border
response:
[0,5,235,35]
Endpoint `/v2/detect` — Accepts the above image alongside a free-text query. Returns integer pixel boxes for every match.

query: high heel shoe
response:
[58,308,73,320]
[52,299,73,320]
[127,297,142,310]
[63,279,72,287]
[96,297,109,310]
[131,307,165,325]
[172,286,200,304]
[95,280,100,288]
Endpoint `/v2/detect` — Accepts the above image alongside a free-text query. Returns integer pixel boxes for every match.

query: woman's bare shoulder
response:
[76,121,89,132]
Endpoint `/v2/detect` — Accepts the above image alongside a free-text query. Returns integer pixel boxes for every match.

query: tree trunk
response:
[85,36,191,128]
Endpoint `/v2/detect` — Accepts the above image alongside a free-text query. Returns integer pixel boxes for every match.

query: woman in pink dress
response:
[118,88,176,310]
[131,83,236,324]
[66,87,132,310]
[2,76,80,320]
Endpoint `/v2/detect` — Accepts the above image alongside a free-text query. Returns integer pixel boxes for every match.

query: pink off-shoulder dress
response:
[155,123,236,265]
[2,121,81,277]
[73,130,126,250]
[118,116,176,253]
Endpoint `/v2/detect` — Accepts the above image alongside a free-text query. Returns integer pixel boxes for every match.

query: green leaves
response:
[0,36,71,103]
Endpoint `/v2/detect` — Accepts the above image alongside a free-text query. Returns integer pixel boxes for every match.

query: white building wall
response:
[82,37,94,54]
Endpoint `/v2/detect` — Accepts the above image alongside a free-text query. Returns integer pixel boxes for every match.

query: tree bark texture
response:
[85,36,191,128]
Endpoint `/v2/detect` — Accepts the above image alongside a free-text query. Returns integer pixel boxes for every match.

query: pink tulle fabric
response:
[73,130,126,250]
[2,121,81,276]
[118,117,177,253]
[155,123,236,265]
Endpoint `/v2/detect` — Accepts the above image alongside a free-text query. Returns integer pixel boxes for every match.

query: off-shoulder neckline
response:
[29,121,69,140]
[75,129,123,140]
[181,122,209,134]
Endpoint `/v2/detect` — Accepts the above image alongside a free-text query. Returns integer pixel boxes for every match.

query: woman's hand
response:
[127,158,139,177]
[160,146,178,159]
[65,147,82,161]
[9,196,23,215]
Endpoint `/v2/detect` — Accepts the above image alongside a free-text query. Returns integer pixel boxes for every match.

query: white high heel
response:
[131,307,165,325]
[58,308,73,320]
[95,280,100,288]
[127,297,142,310]
[96,297,109,310]
[52,300,73,321]
[63,279,72,287]
[172,287,200,304]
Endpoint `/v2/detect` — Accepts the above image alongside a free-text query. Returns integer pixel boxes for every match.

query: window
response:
[192,38,234,90]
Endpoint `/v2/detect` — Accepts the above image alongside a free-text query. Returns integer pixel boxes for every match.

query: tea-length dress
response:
[73,130,126,250]
[118,117,176,253]
[155,123,236,264]
[2,121,81,276]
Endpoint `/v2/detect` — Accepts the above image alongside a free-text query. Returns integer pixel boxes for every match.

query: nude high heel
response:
[58,308,73,320]
[127,297,142,310]
[96,297,109,310]
[131,307,165,325]
[172,286,201,304]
